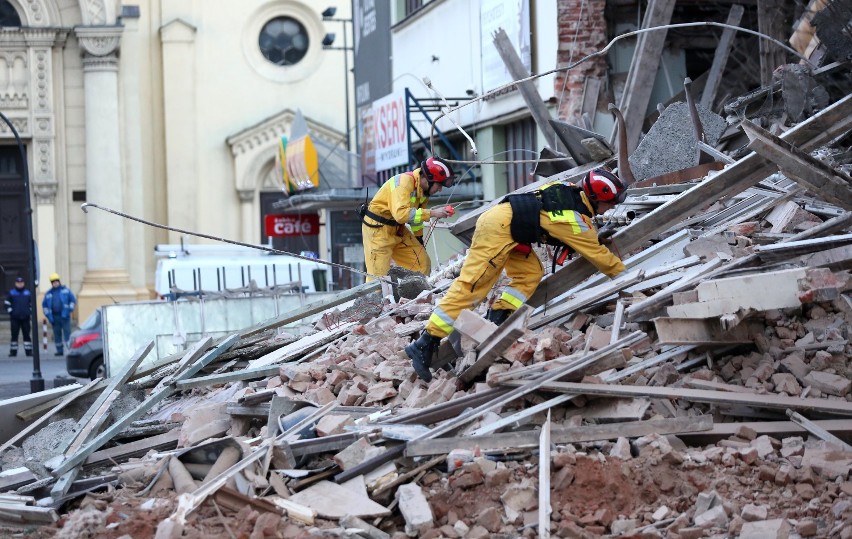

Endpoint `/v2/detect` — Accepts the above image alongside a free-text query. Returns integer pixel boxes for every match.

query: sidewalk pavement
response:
[0,340,86,400]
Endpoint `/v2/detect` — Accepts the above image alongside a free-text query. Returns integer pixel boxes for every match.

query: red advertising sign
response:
[264,214,320,237]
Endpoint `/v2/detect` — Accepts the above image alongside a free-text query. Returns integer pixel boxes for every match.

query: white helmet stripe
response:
[433,160,451,180]
[592,172,618,195]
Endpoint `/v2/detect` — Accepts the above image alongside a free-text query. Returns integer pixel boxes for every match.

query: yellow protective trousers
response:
[427,204,541,337]
[362,222,431,280]
[426,199,625,338]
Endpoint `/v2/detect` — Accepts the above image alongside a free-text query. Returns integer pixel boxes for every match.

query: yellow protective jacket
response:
[365,170,432,237]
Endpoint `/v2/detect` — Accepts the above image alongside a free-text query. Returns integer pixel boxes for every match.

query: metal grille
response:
[405,0,424,17]
[504,117,536,192]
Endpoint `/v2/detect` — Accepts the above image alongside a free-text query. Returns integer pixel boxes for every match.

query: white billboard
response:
[373,91,409,171]
[480,0,531,92]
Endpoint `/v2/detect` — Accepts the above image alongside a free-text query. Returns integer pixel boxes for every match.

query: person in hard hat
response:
[406,169,628,381]
[41,273,77,356]
[359,156,456,280]
[5,277,32,357]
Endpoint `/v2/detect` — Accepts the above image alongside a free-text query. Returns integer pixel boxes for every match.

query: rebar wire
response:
[428,21,815,163]
[80,202,394,284]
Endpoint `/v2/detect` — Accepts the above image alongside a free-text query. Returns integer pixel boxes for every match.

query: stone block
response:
[801,447,852,480]
[796,519,818,537]
[476,506,502,533]
[739,519,791,539]
[585,324,612,351]
[694,505,728,529]
[803,371,851,396]
[750,436,776,458]
[771,373,802,395]
[741,504,768,522]
[364,381,397,404]
[735,425,758,441]
[779,353,809,381]
[305,386,336,406]
[694,491,722,517]
[396,483,434,536]
[609,437,632,460]
[780,437,804,458]
[315,414,354,437]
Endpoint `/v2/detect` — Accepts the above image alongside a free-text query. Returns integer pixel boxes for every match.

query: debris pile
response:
[1,20,852,539]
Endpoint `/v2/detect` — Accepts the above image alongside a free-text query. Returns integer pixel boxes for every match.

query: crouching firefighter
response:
[406,169,629,381]
[359,156,456,280]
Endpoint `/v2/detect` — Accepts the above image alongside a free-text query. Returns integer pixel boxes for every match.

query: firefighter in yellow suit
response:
[360,156,455,280]
[406,169,629,381]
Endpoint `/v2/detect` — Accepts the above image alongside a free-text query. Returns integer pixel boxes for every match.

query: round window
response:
[258,16,309,66]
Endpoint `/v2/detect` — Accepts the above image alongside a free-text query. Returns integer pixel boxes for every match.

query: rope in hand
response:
[80,202,395,285]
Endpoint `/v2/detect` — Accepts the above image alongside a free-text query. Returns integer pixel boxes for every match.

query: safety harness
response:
[502,183,593,272]
[357,202,398,228]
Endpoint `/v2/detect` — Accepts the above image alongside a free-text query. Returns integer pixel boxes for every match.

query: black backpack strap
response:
[540,184,592,219]
[504,193,543,244]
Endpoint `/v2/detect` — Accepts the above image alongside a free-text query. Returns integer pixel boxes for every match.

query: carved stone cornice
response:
[81,53,118,72]
[226,109,343,157]
[32,180,57,205]
[0,27,70,47]
[75,25,123,57]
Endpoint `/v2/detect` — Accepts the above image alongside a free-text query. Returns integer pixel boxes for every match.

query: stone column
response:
[238,189,256,243]
[75,26,137,320]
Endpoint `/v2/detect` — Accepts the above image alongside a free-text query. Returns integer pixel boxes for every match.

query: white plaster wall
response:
[391,0,559,133]
[156,0,351,243]
[57,0,86,295]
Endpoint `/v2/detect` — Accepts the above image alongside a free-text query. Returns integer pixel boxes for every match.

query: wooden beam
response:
[458,305,531,384]
[678,419,852,444]
[85,429,180,466]
[0,379,102,454]
[786,410,852,452]
[617,0,677,152]
[53,336,239,477]
[742,121,852,210]
[248,324,355,369]
[492,28,563,152]
[405,332,646,446]
[500,381,852,416]
[406,415,714,456]
[175,364,281,390]
[757,0,787,86]
[700,4,745,110]
[239,281,381,338]
[529,94,852,309]
[539,412,552,539]
[155,336,214,390]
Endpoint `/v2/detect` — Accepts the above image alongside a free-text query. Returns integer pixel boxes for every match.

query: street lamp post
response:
[321,7,353,153]
[0,112,45,393]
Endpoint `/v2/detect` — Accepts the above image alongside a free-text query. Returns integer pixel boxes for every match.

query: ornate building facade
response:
[0,0,351,320]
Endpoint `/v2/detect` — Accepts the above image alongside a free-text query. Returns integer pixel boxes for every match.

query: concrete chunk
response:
[803,371,851,396]
[739,518,791,539]
[694,505,728,528]
[396,483,434,535]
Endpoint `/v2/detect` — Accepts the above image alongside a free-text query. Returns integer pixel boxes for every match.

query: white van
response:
[153,244,330,299]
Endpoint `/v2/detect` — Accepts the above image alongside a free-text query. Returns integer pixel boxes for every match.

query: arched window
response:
[0,1,22,27]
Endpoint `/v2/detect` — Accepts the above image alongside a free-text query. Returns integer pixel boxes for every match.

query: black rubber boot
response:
[9,349,16,357]
[405,331,440,382]
[486,308,512,326]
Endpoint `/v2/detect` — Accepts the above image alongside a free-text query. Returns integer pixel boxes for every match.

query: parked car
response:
[66,308,104,379]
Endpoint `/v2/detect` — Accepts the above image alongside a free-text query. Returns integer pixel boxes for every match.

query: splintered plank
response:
[539,412,552,539]
[0,379,102,454]
[743,121,852,210]
[85,429,180,466]
[406,415,714,457]
[458,305,531,384]
[527,94,852,308]
[248,324,355,369]
[53,335,239,478]
[500,381,852,417]
[240,281,381,338]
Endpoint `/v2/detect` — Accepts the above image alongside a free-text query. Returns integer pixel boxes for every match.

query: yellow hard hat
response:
[49,273,60,282]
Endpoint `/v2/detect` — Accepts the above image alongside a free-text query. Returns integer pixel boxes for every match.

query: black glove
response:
[416,236,425,246]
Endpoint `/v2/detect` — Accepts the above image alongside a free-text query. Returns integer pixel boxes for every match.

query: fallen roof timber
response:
[742,121,852,210]
[239,281,381,338]
[406,415,714,456]
[499,381,852,416]
[527,94,852,308]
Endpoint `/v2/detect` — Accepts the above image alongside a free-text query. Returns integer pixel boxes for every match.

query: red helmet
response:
[582,169,626,203]
[420,156,455,186]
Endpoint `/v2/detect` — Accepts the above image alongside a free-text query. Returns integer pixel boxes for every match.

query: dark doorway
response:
[0,145,29,320]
